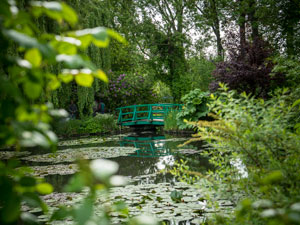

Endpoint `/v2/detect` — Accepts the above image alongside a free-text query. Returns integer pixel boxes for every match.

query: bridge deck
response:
[120,119,164,126]
[116,103,182,127]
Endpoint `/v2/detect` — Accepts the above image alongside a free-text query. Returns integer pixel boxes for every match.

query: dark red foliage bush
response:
[210,36,285,98]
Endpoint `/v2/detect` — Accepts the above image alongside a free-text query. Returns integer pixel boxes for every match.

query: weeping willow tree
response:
[46,0,113,118]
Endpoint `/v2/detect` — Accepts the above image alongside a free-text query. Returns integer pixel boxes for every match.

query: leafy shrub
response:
[176,89,210,129]
[54,119,82,136]
[187,84,300,224]
[53,114,118,137]
[79,114,118,134]
[0,0,127,224]
[164,110,180,131]
[272,56,300,87]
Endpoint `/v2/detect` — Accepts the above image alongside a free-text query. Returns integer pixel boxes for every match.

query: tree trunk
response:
[210,0,223,57]
[248,0,259,39]
[239,0,246,56]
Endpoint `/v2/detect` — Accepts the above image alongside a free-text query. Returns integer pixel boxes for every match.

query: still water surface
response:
[21,131,212,191]
[2,131,229,224]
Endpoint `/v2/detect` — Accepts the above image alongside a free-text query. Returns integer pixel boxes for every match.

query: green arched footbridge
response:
[116,103,182,126]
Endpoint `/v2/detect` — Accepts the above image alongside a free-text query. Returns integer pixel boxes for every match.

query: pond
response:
[1,131,234,224]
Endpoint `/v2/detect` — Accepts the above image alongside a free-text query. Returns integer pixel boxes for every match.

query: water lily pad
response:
[93,181,230,222]
[0,150,30,159]
[58,136,120,147]
[21,146,137,163]
[173,149,200,155]
[30,164,78,177]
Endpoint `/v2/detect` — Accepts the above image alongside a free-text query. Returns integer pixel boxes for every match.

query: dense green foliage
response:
[164,110,181,132]
[176,89,210,129]
[187,56,215,92]
[0,0,125,149]
[1,0,300,224]
[53,114,118,137]
[186,83,300,224]
[0,1,132,225]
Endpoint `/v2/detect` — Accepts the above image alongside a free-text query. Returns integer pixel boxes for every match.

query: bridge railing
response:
[116,103,182,126]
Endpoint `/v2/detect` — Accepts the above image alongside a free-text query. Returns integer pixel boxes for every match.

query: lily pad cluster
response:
[97,182,209,223]
[22,181,233,224]
[29,164,78,177]
[57,136,121,147]
[173,148,200,155]
[0,150,30,160]
[21,146,137,163]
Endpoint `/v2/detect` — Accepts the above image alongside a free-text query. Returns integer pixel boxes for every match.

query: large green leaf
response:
[61,2,78,26]
[94,69,108,83]
[107,29,127,44]
[36,183,53,195]
[5,30,39,48]
[51,206,71,221]
[69,27,126,49]
[52,40,77,55]
[4,30,55,60]
[24,81,42,99]
[56,54,91,69]
[25,48,42,68]
[75,27,107,40]
[31,1,78,26]
[58,73,73,83]
[64,174,85,192]
[22,192,48,212]
[292,99,300,108]
[48,76,61,90]
[75,73,94,87]
[74,198,93,225]
[76,35,93,49]
[74,27,109,48]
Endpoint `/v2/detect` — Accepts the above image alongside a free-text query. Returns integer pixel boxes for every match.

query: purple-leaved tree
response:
[210,34,285,98]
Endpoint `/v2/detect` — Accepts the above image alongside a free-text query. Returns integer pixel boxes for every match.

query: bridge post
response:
[148,104,153,122]
[117,108,122,124]
[132,105,137,122]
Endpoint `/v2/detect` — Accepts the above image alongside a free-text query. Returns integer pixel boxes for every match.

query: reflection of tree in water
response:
[111,156,160,177]
[174,141,214,174]
[44,174,73,192]
[175,153,214,174]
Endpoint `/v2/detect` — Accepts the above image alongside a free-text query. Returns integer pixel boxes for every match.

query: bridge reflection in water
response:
[119,135,173,157]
